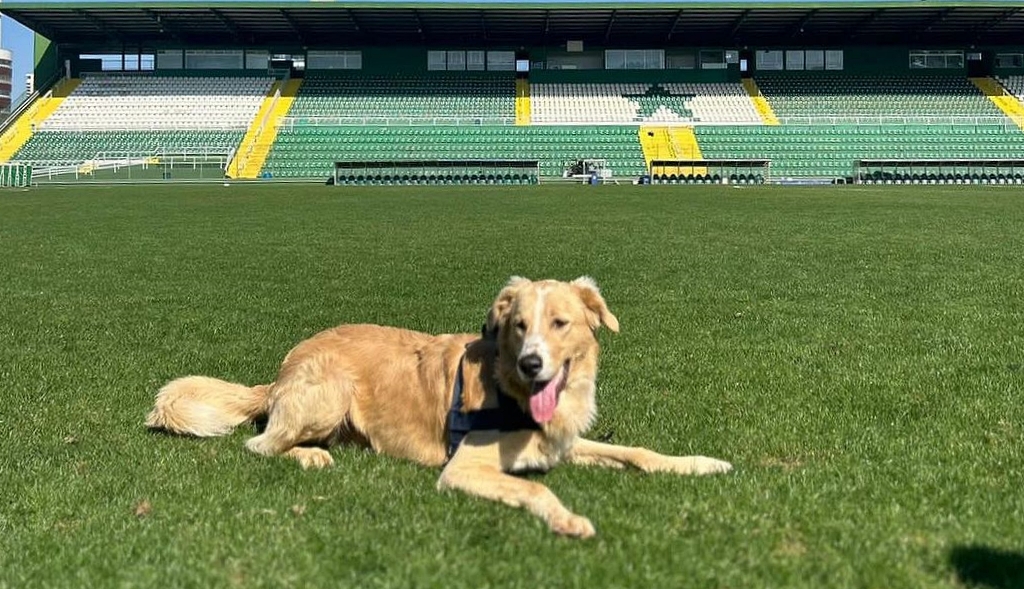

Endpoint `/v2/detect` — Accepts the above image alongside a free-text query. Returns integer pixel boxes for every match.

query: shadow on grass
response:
[949,545,1024,589]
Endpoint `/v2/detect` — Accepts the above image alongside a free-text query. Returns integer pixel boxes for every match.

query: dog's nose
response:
[518,354,543,378]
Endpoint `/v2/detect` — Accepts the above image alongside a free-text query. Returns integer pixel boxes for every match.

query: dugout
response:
[332,160,540,186]
[648,158,771,185]
[855,158,1024,185]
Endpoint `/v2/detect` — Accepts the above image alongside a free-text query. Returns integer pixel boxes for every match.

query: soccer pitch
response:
[1,184,1021,588]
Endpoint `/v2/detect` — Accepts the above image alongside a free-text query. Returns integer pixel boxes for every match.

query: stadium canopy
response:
[1,0,1023,50]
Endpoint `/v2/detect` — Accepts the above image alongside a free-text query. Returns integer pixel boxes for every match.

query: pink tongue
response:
[529,371,564,424]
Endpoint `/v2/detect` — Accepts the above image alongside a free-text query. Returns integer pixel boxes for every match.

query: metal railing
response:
[776,115,1017,127]
[279,115,517,128]
[26,145,236,181]
[38,122,251,131]
[275,114,1018,129]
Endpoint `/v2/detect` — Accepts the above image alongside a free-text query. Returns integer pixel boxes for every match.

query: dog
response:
[146,276,732,537]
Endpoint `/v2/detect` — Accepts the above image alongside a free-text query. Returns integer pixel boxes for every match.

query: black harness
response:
[446,352,540,461]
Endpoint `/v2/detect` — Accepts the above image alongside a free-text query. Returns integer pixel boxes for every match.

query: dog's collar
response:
[446,353,540,461]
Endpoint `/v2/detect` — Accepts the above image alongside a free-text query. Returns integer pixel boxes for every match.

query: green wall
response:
[530,69,737,83]
[48,43,1024,79]
[33,34,60,90]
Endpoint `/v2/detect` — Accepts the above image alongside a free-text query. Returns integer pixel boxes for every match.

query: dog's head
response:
[486,276,619,425]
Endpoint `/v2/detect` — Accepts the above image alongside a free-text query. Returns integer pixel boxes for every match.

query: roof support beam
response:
[75,9,121,42]
[914,8,954,40]
[209,9,244,43]
[786,9,817,40]
[412,9,428,41]
[141,9,182,41]
[278,10,305,44]
[727,9,751,39]
[848,8,884,40]
[971,8,1019,43]
[664,9,684,42]
[344,8,363,33]
[480,10,488,42]
[603,10,617,44]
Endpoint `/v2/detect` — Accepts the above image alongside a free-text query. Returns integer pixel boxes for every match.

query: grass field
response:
[1,183,1022,589]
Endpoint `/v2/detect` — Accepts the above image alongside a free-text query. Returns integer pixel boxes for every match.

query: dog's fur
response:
[146,276,731,537]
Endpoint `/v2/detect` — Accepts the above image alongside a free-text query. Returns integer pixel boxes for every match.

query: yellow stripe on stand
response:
[515,79,531,126]
[0,78,82,162]
[741,79,780,126]
[227,78,303,179]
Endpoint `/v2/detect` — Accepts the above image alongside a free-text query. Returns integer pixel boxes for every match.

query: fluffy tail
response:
[145,376,272,437]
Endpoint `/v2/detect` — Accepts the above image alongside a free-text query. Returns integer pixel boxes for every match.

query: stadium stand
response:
[287,73,513,121]
[3,3,1024,185]
[264,124,645,179]
[11,74,272,168]
[696,122,1024,179]
[42,75,271,129]
[261,72,644,179]
[755,74,1001,118]
[14,131,244,166]
[1000,76,1024,101]
[529,82,759,124]
[689,73,1024,179]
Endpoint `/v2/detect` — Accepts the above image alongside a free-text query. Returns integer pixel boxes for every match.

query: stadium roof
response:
[2,1,1023,49]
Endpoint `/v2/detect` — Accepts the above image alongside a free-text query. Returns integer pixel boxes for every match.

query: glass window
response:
[997,53,1024,69]
[910,50,964,69]
[700,50,726,70]
[667,52,696,70]
[428,50,446,71]
[825,50,843,70]
[786,50,804,71]
[467,51,485,71]
[605,50,625,70]
[645,49,665,69]
[446,51,466,71]
[756,50,783,71]
[624,50,645,70]
[805,50,824,71]
[487,51,515,71]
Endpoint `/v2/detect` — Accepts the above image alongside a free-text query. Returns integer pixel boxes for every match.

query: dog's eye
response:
[552,318,568,329]
[514,320,527,332]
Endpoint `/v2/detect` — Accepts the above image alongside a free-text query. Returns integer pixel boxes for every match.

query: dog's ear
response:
[571,276,619,333]
[485,276,530,337]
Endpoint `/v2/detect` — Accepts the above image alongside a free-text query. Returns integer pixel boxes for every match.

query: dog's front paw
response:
[549,512,596,538]
[289,447,335,469]
[665,456,733,475]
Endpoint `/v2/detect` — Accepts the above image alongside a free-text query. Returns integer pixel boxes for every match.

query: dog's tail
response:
[145,376,272,437]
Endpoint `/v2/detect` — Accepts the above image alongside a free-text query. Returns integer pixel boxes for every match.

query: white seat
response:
[42,74,274,131]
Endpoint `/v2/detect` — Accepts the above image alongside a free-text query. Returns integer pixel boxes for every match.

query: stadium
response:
[1,0,1024,185]
[2,1,1023,588]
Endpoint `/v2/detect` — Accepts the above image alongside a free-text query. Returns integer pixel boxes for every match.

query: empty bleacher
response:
[529,82,760,124]
[265,125,645,179]
[42,75,272,130]
[999,76,1024,102]
[261,72,644,179]
[287,73,514,121]
[15,66,1024,183]
[12,74,273,166]
[689,73,1024,179]
[756,74,1001,119]
[697,123,1024,179]
[14,131,243,167]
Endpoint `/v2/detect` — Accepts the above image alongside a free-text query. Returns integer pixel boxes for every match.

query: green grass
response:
[1,183,1022,588]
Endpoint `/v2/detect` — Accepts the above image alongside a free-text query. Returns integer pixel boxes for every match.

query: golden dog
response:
[146,276,731,537]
